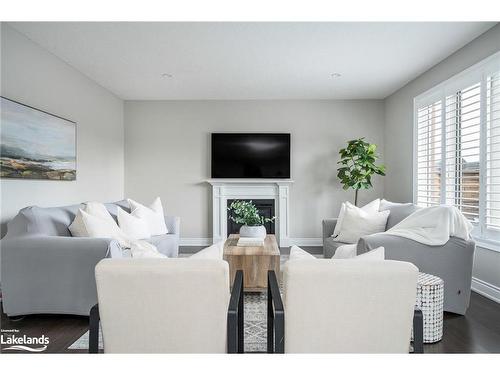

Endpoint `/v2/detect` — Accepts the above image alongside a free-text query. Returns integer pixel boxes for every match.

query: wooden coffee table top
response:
[223,234,280,256]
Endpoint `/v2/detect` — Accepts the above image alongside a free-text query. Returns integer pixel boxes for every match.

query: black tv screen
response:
[211,133,291,178]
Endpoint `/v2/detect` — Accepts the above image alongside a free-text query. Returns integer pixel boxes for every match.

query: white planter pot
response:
[239,225,267,238]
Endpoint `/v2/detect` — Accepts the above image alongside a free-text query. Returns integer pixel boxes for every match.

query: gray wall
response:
[124,100,385,240]
[384,24,500,297]
[0,25,125,235]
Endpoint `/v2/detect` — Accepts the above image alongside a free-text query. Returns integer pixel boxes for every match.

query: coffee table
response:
[223,234,280,292]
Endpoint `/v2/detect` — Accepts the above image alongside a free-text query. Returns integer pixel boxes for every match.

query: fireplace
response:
[207,179,293,246]
[227,199,276,235]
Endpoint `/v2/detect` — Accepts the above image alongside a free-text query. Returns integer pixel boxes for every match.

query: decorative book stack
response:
[237,237,265,247]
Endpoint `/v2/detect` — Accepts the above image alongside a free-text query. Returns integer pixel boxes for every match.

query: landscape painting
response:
[1,97,76,180]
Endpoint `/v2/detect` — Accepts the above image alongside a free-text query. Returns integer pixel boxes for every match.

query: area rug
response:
[68,292,268,352]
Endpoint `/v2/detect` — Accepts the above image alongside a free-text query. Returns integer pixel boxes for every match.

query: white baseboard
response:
[179,238,212,247]
[179,237,324,247]
[288,238,323,247]
[471,277,500,304]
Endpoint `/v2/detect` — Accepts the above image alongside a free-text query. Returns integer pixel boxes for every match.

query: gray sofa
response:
[322,201,475,315]
[1,200,180,317]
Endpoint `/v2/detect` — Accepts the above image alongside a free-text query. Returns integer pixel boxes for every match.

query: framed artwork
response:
[1,97,76,180]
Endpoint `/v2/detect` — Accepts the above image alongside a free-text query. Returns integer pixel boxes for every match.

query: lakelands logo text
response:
[1,332,49,352]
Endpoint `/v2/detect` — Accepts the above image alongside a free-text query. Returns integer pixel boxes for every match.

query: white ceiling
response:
[9,22,496,100]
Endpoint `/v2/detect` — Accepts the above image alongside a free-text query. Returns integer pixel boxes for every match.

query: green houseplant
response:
[337,138,386,206]
[228,200,275,238]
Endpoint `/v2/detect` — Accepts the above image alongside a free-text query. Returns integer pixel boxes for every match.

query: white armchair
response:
[89,258,244,353]
[268,260,423,353]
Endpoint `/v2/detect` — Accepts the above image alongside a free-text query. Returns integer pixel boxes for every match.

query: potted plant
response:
[337,138,386,206]
[228,200,275,238]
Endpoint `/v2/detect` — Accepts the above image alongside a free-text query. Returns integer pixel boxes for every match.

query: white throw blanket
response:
[129,240,166,258]
[385,205,472,245]
[333,205,473,259]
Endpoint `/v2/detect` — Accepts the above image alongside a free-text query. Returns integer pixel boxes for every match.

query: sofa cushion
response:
[15,200,131,237]
[25,204,81,236]
[379,199,420,230]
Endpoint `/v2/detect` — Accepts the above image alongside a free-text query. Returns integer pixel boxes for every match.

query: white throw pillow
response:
[128,197,168,236]
[117,207,151,240]
[78,209,131,247]
[190,242,224,259]
[335,202,390,244]
[289,245,316,261]
[333,199,380,238]
[69,202,117,237]
[85,201,118,228]
[68,209,88,237]
[352,246,385,261]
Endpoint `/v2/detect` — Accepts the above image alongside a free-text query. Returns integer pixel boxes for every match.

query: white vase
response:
[239,225,267,238]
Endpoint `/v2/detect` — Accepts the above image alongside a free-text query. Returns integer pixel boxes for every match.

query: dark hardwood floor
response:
[2,291,499,354]
[1,246,499,354]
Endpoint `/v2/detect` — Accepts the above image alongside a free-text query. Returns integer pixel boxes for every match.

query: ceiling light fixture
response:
[331,73,342,78]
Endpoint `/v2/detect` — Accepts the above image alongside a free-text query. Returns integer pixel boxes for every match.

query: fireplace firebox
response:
[227,199,275,235]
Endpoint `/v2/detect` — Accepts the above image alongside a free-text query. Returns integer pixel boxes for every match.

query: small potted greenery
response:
[228,200,275,238]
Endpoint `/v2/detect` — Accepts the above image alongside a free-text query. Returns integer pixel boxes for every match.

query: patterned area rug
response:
[68,292,268,352]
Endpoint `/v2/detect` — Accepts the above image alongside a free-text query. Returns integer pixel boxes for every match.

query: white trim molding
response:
[471,277,500,304]
[179,238,212,247]
[206,179,293,247]
[288,238,323,247]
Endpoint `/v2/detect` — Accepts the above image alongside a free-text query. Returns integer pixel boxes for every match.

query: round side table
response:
[415,272,444,343]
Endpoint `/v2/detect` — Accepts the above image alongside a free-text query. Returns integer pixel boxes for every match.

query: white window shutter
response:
[444,83,481,222]
[416,100,442,207]
[486,71,500,230]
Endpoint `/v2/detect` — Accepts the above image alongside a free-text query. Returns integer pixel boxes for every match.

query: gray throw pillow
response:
[379,199,420,230]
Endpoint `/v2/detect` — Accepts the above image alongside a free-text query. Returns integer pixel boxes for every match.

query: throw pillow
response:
[68,209,88,237]
[352,246,385,260]
[190,242,224,259]
[117,207,151,240]
[335,202,390,244]
[78,209,131,248]
[333,198,380,238]
[128,197,168,236]
[289,245,316,260]
[379,199,420,230]
[85,201,118,228]
[69,202,117,237]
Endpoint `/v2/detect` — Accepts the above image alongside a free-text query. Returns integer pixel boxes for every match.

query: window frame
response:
[413,50,500,249]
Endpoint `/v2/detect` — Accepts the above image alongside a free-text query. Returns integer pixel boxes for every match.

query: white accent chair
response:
[268,260,423,353]
[89,259,244,353]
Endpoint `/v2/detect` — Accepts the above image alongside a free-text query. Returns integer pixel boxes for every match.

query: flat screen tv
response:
[211,133,291,178]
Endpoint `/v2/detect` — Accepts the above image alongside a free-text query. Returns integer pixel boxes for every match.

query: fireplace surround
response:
[207,179,293,247]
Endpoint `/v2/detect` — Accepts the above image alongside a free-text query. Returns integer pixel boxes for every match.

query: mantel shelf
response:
[206,179,294,185]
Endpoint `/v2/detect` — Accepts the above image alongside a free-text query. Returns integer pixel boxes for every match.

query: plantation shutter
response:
[486,70,500,230]
[444,83,481,222]
[416,100,443,207]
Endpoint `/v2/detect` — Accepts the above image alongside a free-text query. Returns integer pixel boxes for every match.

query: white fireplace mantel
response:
[206,179,294,247]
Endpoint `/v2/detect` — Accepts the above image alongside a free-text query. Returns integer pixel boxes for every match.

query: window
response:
[414,51,500,243]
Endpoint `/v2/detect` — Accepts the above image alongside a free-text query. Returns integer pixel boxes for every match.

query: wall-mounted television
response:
[211,133,291,178]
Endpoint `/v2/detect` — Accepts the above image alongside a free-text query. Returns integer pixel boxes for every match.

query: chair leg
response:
[89,304,100,354]
[227,270,244,354]
[267,281,274,353]
[412,308,424,354]
[267,270,284,354]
